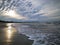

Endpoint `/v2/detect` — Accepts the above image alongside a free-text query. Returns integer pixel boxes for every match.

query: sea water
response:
[14,23,60,45]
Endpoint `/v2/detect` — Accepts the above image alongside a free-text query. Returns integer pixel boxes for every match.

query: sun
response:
[8,10,15,17]
[5,10,16,17]
[4,10,27,19]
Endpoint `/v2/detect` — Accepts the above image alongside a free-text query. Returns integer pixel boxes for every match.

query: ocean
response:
[0,23,60,45]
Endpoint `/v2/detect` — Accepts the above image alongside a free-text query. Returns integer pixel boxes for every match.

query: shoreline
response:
[0,23,33,45]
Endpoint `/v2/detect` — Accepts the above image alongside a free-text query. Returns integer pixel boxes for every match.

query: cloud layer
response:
[0,0,60,22]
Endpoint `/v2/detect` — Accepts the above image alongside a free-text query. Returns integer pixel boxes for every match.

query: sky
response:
[0,0,60,22]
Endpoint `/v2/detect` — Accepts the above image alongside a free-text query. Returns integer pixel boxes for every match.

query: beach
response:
[0,23,33,45]
[14,23,60,45]
[0,22,60,45]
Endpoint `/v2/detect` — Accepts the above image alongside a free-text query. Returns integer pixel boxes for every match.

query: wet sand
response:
[0,23,33,45]
[1,22,60,45]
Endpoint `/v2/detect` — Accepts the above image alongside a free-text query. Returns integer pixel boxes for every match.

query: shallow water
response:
[0,23,33,45]
[0,23,60,45]
[14,23,60,45]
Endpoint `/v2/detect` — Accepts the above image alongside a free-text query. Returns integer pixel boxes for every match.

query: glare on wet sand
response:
[4,23,16,42]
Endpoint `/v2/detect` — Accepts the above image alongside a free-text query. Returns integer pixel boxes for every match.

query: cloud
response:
[0,0,60,22]
[0,10,28,21]
[37,0,60,21]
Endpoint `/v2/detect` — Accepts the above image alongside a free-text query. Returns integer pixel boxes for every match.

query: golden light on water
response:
[7,24,12,39]
[6,29,12,42]
[7,23,12,29]
[5,23,16,42]
[7,23,12,26]
[6,23,12,42]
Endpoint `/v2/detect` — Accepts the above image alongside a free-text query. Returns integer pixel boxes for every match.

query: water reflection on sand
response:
[0,23,33,45]
[0,23,60,45]
[5,23,16,42]
[0,23,16,45]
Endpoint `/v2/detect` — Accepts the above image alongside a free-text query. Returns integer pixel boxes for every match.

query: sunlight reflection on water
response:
[4,23,16,43]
